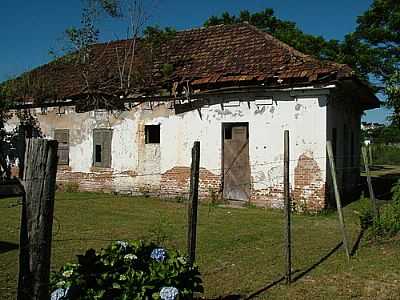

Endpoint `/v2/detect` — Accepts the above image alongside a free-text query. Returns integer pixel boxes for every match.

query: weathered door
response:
[223,123,251,201]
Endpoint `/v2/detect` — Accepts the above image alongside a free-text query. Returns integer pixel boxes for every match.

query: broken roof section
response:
[2,23,379,109]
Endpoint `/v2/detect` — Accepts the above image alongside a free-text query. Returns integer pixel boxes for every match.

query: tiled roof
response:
[6,23,374,104]
[165,24,354,86]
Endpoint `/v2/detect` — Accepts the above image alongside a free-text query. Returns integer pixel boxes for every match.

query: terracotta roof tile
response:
[7,23,359,102]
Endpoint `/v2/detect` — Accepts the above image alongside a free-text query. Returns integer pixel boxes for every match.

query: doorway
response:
[222,123,251,201]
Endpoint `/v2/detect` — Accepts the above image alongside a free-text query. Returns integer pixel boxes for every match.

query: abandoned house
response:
[3,23,380,211]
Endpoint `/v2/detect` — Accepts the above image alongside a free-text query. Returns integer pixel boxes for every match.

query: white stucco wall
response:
[159,97,327,192]
[6,91,328,208]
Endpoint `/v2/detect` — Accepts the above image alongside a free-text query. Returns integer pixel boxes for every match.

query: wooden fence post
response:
[368,144,373,166]
[283,130,292,284]
[16,127,28,300]
[187,141,200,264]
[326,141,350,261]
[362,146,379,218]
[17,139,58,300]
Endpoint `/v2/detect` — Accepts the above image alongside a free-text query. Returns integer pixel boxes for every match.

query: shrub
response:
[362,180,400,239]
[371,180,400,237]
[50,240,203,300]
[357,195,374,230]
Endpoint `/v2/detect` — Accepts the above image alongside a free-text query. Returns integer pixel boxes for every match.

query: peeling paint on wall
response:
[6,94,334,210]
[293,153,325,212]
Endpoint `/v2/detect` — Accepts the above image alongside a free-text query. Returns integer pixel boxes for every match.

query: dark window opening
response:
[224,127,232,140]
[145,125,160,144]
[223,123,249,140]
[95,145,102,163]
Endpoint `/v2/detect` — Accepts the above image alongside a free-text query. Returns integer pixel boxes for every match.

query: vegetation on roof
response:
[1,0,396,122]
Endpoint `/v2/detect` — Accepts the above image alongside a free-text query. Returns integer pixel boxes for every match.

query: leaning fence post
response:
[361,146,379,219]
[16,129,28,300]
[17,139,58,300]
[326,141,350,261]
[283,130,292,284]
[187,141,200,264]
[368,144,373,166]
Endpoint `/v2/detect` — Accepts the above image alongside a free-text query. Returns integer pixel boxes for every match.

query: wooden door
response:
[223,123,251,201]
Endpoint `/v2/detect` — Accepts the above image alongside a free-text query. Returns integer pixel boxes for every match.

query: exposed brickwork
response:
[293,154,326,212]
[249,154,327,212]
[251,184,285,209]
[54,166,221,199]
[160,166,221,198]
[57,169,114,193]
[13,152,327,211]
[17,153,327,211]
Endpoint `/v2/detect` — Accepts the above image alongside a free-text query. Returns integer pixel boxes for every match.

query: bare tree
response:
[59,0,169,112]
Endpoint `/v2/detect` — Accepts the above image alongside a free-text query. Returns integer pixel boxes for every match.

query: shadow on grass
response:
[244,275,286,299]
[351,228,366,257]
[292,242,343,283]
[245,242,344,299]
[0,241,19,254]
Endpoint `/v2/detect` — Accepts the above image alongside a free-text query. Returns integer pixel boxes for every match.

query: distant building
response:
[361,122,384,131]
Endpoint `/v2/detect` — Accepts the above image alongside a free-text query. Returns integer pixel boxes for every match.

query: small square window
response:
[145,125,160,144]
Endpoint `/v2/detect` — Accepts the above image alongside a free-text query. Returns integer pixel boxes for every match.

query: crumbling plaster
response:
[6,92,330,208]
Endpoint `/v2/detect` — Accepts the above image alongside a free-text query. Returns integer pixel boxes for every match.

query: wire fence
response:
[1,146,398,299]
[2,153,379,212]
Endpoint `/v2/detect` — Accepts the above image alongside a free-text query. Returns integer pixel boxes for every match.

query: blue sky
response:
[0,0,389,122]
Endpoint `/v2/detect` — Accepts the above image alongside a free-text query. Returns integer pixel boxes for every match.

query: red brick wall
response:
[53,155,326,211]
[250,154,327,212]
[54,166,221,199]
[160,166,221,198]
[292,154,326,212]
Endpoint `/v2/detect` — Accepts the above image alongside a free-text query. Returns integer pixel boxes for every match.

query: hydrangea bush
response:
[50,240,203,299]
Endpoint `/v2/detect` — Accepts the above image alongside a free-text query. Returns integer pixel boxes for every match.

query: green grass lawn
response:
[1,193,400,299]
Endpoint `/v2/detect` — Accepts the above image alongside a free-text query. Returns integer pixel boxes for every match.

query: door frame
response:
[221,122,250,200]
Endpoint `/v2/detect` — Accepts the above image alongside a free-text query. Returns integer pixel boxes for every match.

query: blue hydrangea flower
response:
[50,287,69,300]
[160,286,179,300]
[150,248,166,262]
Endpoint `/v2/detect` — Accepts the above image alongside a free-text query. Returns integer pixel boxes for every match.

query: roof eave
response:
[338,78,380,110]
